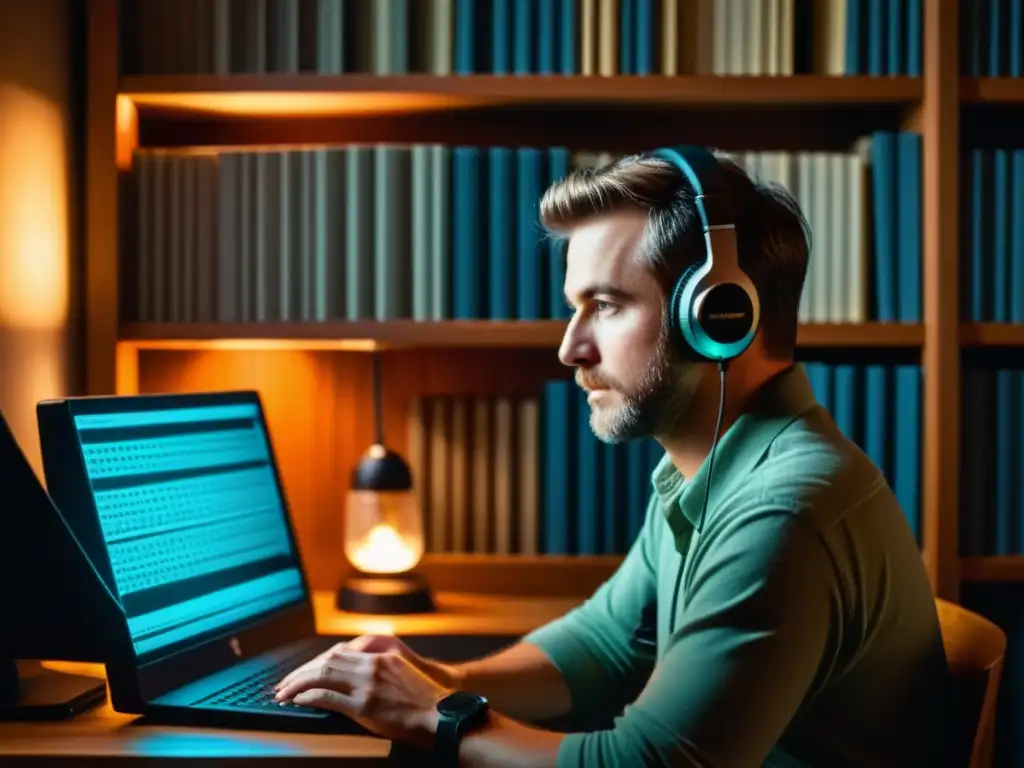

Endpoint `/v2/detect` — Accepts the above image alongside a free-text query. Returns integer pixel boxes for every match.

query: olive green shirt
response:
[524,364,950,767]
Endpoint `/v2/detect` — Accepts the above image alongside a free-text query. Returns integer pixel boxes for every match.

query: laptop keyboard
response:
[196,645,323,711]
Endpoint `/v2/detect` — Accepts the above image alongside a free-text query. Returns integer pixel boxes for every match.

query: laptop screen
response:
[66,395,306,659]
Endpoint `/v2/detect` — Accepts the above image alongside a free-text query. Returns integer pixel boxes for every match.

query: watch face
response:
[438,691,487,718]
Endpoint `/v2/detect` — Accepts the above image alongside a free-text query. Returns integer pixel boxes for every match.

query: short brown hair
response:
[539,151,810,360]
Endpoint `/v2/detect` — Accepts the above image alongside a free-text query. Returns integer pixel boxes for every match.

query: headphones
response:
[647,145,761,364]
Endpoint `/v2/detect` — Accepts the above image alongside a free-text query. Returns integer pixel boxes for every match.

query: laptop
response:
[35,389,517,733]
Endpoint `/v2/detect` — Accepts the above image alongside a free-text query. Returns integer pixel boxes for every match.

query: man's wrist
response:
[436,660,468,691]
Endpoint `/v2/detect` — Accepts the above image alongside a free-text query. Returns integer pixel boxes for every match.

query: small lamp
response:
[335,353,435,614]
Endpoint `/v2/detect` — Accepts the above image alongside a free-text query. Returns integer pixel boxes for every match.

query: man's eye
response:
[595,300,615,312]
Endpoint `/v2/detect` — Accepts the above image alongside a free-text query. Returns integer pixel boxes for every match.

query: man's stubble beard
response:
[582,324,703,445]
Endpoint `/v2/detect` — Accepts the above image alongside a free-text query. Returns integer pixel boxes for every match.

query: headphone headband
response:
[648,146,735,230]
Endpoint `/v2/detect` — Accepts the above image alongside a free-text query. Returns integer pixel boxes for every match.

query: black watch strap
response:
[435,714,462,768]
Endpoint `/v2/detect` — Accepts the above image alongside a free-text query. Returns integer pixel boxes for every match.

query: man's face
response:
[559,209,703,443]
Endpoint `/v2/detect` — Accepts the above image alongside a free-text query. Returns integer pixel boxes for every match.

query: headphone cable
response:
[668,359,729,636]
[696,360,729,533]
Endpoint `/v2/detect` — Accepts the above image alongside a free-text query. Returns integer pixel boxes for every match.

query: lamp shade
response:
[351,443,413,492]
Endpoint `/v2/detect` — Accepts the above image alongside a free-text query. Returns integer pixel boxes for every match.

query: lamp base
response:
[336,571,436,615]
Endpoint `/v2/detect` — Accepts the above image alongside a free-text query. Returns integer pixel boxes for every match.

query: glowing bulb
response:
[348,523,419,574]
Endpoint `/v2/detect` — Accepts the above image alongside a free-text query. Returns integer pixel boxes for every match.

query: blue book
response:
[805,362,833,413]
[989,0,1008,76]
[515,148,544,319]
[634,0,653,74]
[453,0,476,73]
[541,380,575,554]
[832,365,858,445]
[513,0,534,73]
[576,390,598,555]
[994,368,1017,554]
[488,147,514,319]
[959,368,988,556]
[1011,0,1024,75]
[1011,150,1024,324]
[871,133,897,321]
[537,0,556,73]
[906,0,922,75]
[994,149,1012,322]
[558,0,577,74]
[863,364,891,480]
[490,0,512,73]
[451,147,484,318]
[969,149,993,321]
[547,148,572,319]
[867,0,887,74]
[887,0,904,74]
[896,132,922,322]
[845,0,866,73]
[892,365,921,540]
[619,0,634,74]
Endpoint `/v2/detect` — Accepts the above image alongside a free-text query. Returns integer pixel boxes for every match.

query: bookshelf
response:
[82,1,1024,611]
[120,72,925,110]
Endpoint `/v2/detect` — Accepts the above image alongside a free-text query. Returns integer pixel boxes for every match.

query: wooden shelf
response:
[119,75,922,152]
[120,74,923,116]
[960,556,1024,583]
[960,77,1024,103]
[960,322,1024,347]
[117,320,926,352]
[796,322,923,348]
[118,320,569,351]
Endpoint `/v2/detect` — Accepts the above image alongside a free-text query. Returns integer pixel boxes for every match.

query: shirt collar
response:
[651,364,820,539]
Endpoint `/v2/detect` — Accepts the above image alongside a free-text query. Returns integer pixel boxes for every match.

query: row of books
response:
[407,393,661,556]
[121,133,921,325]
[961,148,1024,324]
[408,360,922,557]
[960,0,1024,77]
[961,366,1024,557]
[119,0,919,78]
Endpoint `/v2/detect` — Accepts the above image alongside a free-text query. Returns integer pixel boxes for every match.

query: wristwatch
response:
[434,690,490,767]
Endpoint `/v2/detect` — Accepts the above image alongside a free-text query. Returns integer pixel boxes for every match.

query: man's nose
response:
[558,316,597,368]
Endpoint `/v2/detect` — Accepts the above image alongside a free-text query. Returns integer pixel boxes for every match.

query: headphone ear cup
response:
[668,262,704,360]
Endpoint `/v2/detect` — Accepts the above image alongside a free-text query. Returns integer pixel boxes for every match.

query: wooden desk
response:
[0,592,578,764]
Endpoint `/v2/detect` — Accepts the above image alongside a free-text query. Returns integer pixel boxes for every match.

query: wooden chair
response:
[935,597,1007,767]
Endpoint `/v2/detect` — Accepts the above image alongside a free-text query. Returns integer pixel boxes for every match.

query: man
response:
[274,148,951,767]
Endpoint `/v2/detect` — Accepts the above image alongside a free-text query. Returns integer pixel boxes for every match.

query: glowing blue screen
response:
[71,402,305,657]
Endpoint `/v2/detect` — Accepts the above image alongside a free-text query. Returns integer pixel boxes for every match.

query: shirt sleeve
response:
[555,506,841,768]
[522,494,660,728]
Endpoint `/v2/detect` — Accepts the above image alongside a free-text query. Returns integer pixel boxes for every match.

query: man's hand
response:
[275,634,461,695]
[273,641,453,749]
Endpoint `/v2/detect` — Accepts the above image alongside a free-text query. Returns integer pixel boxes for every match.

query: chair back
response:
[935,597,1007,767]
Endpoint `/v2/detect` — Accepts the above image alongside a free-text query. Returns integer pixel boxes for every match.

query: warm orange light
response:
[0,84,69,330]
[348,522,420,574]
[122,91,486,117]
[119,338,381,352]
